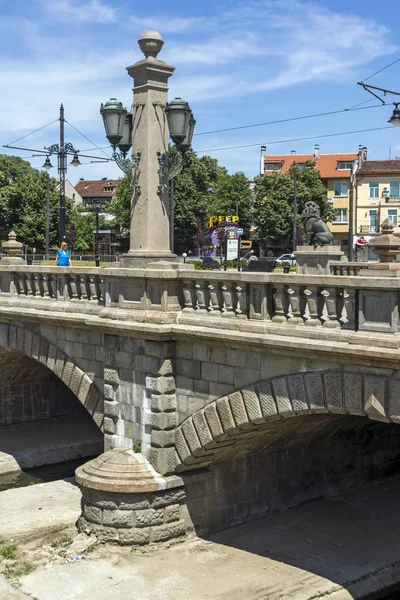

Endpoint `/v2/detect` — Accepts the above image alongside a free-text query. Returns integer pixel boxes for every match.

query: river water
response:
[0,456,94,492]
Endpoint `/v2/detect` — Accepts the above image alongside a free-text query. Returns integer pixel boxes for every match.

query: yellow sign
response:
[209,215,239,228]
[240,240,252,249]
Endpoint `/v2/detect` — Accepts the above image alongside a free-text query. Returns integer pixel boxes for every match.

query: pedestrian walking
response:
[56,241,71,266]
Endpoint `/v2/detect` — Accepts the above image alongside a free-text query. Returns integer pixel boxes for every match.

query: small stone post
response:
[1,231,25,264]
[121,30,176,268]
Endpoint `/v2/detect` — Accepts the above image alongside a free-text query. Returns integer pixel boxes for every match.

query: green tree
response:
[253,161,335,253]
[68,206,109,253]
[210,170,253,234]
[0,155,61,249]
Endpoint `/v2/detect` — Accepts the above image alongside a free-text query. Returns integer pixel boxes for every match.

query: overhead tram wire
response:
[5,119,59,147]
[195,125,393,154]
[362,57,400,83]
[193,103,387,137]
[65,120,113,160]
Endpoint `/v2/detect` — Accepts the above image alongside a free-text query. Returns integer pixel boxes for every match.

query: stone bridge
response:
[1,264,400,538]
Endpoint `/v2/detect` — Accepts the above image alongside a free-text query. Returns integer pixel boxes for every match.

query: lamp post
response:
[100,30,195,267]
[42,104,80,244]
[92,200,105,267]
[292,168,298,253]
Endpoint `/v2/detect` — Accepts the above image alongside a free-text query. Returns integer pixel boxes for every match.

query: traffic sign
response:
[237,228,244,235]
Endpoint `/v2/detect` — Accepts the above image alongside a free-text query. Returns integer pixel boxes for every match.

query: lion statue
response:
[301,201,333,246]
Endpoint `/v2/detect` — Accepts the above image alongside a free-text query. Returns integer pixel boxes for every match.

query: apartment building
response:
[261,145,361,247]
[74,177,118,208]
[356,160,400,236]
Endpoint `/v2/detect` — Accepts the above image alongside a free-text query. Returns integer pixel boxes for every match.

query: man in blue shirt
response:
[56,242,71,266]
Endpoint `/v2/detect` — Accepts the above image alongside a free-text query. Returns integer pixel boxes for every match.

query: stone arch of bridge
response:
[0,323,104,430]
[175,369,400,472]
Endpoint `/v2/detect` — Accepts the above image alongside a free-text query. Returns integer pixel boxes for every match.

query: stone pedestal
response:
[295,245,344,275]
[120,30,177,269]
[76,449,187,545]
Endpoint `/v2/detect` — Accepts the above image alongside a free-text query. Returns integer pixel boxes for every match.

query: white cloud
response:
[44,0,117,23]
[129,15,204,34]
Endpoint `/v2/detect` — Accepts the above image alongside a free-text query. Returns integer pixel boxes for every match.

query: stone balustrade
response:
[0,264,398,333]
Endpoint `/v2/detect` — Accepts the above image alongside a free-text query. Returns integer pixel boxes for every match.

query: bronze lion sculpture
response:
[301,201,333,246]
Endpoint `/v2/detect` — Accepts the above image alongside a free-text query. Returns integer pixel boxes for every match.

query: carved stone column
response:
[120,31,176,268]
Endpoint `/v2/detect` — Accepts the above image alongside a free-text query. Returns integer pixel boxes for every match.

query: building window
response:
[388,209,398,227]
[334,181,348,196]
[390,181,400,198]
[333,208,347,223]
[337,161,354,170]
[369,209,378,233]
[369,182,379,198]
[264,162,282,171]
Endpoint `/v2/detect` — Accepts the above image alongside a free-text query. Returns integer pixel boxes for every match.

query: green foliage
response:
[68,206,109,253]
[133,441,142,453]
[253,161,335,253]
[0,155,62,249]
[0,544,17,559]
[110,149,253,256]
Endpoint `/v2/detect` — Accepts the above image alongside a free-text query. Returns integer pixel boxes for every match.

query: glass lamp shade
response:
[388,104,400,127]
[117,113,133,155]
[100,98,127,147]
[179,112,196,153]
[70,153,81,167]
[43,156,53,170]
[165,98,191,146]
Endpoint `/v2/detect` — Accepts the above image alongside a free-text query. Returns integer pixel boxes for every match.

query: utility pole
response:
[292,168,298,252]
[45,173,50,259]
[59,104,66,244]
[347,161,357,262]
[95,201,100,267]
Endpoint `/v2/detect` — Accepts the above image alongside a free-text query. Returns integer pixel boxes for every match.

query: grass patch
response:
[50,536,73,549]
[4,560,36,580]
[0,544,18,560]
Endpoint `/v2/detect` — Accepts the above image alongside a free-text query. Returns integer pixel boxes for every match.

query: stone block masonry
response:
[78,487,186,545]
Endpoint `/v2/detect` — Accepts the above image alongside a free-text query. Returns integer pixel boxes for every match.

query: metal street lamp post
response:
[100,30,196,266]
[42,104,80,244]
[92,200,105,267]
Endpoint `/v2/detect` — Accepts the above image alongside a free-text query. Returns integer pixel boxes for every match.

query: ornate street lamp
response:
[100,99,134,177]
[388,103,400,127]
[165,98,191,146]
[43,156,53,170]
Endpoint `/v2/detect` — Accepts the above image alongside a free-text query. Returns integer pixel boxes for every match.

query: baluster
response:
[249,283,268,320]
[221,282,235,318]
[194,280,208,314]
[208,283,222,316]
[235,283,248,319]
[321,287,341,328]
[30,274,38,297]
[271,284,288,323]
[342,288,356,330]
[287,285,304,325]
[80,276,88,301]
[68,275,78,300]
[304,286,322,326]
[13,274,22,295]
[87,276,97,302]
[25,274,33,296]
[47,275,54,298]
[182,279,195,312]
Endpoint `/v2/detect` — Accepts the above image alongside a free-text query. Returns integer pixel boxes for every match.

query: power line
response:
[196,125,393,154]
[193,103,386,137]
[65,120,113,160]
[363,57,400,82]
[346,94,385,109]
[5,119,59,146]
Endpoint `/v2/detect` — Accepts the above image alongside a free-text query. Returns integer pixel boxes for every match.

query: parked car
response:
[275,254,296,266]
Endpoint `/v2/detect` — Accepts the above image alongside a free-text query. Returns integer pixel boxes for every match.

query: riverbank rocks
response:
[75,449,186,545]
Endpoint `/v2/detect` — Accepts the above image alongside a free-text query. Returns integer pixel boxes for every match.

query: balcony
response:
[385,196,400,202]
[359,225,378,234]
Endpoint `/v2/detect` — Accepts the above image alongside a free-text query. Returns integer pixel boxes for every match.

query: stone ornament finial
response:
[369,217,400,263]
[1,230,25,264]
[380,218,395,234]
[138,30,164,59]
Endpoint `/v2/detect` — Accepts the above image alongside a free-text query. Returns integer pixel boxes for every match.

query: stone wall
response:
[78,486,187,545]
[182,414,400,536]
[0,378,85,426]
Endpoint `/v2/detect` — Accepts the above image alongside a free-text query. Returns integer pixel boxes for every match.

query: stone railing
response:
[0,265,398,334]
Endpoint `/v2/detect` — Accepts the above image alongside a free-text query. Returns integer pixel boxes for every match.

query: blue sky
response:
[1,0,399,182]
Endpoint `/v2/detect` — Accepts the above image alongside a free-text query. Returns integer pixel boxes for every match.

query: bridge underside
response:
[0,349,103,472]
[182,414,400,536]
